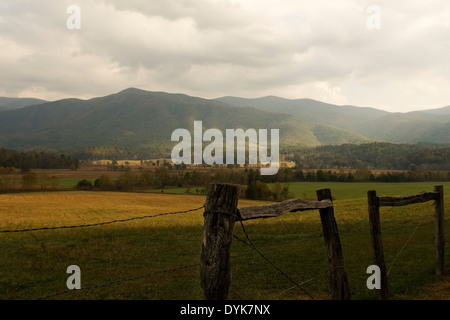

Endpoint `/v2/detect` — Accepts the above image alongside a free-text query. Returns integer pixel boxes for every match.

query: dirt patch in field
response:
[412,276,450,300]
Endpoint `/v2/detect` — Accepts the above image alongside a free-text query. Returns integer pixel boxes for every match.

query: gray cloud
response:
[0,0,449,111]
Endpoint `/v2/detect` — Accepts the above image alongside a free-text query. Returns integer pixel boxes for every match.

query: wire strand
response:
[386,215,425,276]
[233,216,316,300]
[0,206,205,233]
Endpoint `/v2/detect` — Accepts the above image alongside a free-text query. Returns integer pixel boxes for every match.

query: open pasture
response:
[0,184,449,300]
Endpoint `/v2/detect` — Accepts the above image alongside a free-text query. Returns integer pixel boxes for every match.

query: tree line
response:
[76,165,450,202]
[75,167,292,202]
[0,148,79,171]
[284,142,450,171]
[264,168,450,183]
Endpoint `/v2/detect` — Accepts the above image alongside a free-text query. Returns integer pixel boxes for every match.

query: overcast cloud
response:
[0,0,449,112]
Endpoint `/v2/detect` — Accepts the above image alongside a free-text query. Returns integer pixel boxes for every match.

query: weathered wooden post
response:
[367,190,388,300]
[316,188,351,300]
[200,183,240,300]
[434,185,445,276]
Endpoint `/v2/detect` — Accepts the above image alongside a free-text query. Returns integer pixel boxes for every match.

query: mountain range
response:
[0,97,48,112]
[0,88,449,159]
[215,96,450,144]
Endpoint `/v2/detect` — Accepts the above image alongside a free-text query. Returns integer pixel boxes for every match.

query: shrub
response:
[76,179,93,189]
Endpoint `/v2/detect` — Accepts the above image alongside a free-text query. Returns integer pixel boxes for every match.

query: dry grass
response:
[0,190,448,300]
[0,191,267,228]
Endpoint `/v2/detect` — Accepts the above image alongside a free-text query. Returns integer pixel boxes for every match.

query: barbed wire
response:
[34,220,321,300]
[0,205,205,233]
[5,197,436,301]
[230,234,323,260]
[233,212,316,300]
[272,265,343,299]
[0,204,205,300]
[203,208,315,299]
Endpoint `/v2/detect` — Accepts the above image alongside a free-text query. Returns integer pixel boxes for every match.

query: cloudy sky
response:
[1,0,449,112]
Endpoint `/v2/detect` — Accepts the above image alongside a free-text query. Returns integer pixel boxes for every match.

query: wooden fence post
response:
[200,183,240,300]
[367,190,388,300]
[316,188,351,300]
[434,185,445,276]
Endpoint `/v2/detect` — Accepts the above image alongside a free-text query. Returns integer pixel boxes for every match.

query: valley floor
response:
[0,188,449,300]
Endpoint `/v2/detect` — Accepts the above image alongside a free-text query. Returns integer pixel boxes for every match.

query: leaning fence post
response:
[200,183,240,300]
[316,188,351,300]
[434,185,445,276]
[368,190,388,300]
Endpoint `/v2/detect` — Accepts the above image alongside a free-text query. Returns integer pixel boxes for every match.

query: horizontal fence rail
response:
[378,191,440,207]
[200,183,351,301]
[367,185,445,300]
[238,198,333,220]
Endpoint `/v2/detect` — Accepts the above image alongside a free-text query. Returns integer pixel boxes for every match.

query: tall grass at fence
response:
[0,188,448,300]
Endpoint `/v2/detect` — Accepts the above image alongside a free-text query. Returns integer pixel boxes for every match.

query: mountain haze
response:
[215,96,390,131]
[0,88,369,158]
[216,96,450,144]
[0,97,48,112]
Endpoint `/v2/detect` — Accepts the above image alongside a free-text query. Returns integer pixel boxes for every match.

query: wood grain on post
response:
[434,185,445,276]
[378,191,440,207]
[238,198,333,221]
[200,183,240,300]
[367,190,388,300]
[316,189,351,300]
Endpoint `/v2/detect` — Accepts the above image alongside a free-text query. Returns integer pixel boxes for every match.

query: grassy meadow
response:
[0,181,449,300]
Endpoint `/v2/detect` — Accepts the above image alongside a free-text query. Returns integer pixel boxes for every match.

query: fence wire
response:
[386,215,427,276]
[272,266,343,299]
[0,205,205,233]
[232,212,316,300]
[0,205,205,300]
[4,196,435,300]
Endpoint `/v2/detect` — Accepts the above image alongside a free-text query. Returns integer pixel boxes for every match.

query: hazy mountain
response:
[215,96,389,131]
[0,88,369,158]
[0,97,48,112]
[2,88,447,159]
[216,96,450,144]
[413,105,450,116]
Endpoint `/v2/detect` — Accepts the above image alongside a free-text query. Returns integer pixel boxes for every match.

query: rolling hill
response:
[0,88,370,159]
[0,97,48,112]
[215,96,450,144]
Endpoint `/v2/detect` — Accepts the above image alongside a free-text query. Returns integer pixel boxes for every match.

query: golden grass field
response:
[0,189,449,300]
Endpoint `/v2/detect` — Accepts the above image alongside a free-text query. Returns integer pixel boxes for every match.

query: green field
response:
[284,181,450,200]
[0,182,449,300]
[151,181,450,200]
